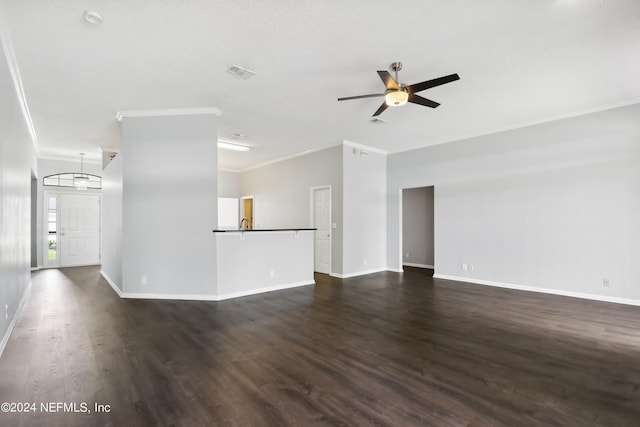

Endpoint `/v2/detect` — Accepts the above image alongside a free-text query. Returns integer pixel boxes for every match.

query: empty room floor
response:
[1,266,639,426]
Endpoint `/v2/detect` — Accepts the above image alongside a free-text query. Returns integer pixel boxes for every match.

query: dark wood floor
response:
[1,267,639,426]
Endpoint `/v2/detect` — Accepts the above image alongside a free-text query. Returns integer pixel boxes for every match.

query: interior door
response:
[60,193,101,266]
[313,187,331,274]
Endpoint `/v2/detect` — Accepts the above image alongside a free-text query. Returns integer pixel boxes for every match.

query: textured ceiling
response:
[2,0,640,171]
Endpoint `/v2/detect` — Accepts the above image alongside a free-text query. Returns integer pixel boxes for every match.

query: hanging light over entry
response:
[74,153,90,190]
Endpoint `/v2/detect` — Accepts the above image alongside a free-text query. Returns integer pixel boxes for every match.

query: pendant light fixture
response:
[74,153,90,190]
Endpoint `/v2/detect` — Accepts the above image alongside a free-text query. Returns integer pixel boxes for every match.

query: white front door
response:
[60,193,101,266]
[312,187,331,274]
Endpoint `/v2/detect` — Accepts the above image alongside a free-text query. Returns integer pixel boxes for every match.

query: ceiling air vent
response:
[227,65,256,80]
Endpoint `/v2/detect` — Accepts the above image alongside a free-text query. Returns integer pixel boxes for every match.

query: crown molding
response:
[116,107,222,122]
[239,142,343,173]
[0,21,39,154]
[342,140,388,155]
[390,97,640,155]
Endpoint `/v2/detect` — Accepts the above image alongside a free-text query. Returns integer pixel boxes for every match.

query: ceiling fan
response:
[337,62,460,117]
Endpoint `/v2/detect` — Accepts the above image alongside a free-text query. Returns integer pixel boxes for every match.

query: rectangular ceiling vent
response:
[227,65,256,80]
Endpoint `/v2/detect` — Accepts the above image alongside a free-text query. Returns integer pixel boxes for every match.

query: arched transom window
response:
[43,173,102,189]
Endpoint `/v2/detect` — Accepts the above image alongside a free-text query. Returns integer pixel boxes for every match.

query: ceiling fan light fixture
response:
[385,90,409,107]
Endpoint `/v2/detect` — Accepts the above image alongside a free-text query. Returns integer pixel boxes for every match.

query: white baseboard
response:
[215,280,315,301]
[100,270,123,298]
[117,292,219,301]
[386,267,404,273]
[100,270,314,301]
[433,274,640,307]
[330,268,387,279]
[403,263,434,269]
[0,280,32,359]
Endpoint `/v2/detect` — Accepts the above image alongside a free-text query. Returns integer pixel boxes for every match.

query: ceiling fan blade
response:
[408,93,440,108]
[338,93,386,101]
[377,71,400,90]
[407,73,460,94]
[372,102,388,117]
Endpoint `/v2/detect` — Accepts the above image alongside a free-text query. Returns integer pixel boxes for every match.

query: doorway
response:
[44,191,101,267]
[311,186,331,274]
[402,186,434,271]
[240,195,254,229]
[31,173,37,269]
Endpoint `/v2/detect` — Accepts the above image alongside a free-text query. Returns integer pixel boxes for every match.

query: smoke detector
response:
[84,11,103,25]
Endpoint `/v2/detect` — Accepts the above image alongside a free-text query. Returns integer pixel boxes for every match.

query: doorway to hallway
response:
[401,186,434,271]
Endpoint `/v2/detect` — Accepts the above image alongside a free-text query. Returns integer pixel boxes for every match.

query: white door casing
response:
[60,193,101,266]
[311,186,331,274]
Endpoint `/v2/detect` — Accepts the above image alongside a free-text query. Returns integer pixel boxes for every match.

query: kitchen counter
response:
[213,228,316,232]
[214,229,315,300]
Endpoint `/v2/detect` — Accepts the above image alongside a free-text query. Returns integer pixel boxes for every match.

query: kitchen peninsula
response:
[213,228,316,300]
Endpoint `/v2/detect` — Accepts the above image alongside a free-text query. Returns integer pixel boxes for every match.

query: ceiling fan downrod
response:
[390,61,402,83]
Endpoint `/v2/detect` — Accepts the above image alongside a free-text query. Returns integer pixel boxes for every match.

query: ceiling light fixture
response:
[218,140,250,151]
[74,153,90,190]
[385,89,409,107]
[83,11,103,25]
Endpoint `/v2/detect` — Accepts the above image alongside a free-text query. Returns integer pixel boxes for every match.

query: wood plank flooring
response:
[1,266,639,426]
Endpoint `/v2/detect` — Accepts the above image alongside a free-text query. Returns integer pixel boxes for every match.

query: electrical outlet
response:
[406,252,410,258]
[462,264,468,271]
[602,278,610,287]
[269,270,275,278]
[470,264,475,272]
[4,304,8,319]
[363,258,367,265]
[141,275,147,285]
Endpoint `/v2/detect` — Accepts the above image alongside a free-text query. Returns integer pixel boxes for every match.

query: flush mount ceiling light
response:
[218,140,250,151]
[83,11,103,25]
[74,153,90,190]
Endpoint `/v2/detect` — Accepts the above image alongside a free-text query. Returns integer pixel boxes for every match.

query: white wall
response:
[402,186,434,268]
[0,30,38,353]
[240,145,344,274]
[218,170,240,198]
[342,143,387,277]
[100,153,123,291]
[119,114,218,296]
[387,103,640,303]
